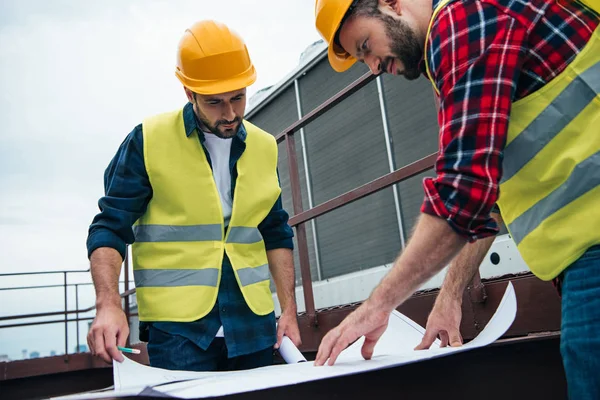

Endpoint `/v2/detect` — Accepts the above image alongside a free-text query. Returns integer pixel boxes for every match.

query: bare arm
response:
[90,247,123,308]
[415,212,502,349]
[315,213,467,365]
[87,247,129,363]
[441,212,503,297]
[267,248,301,347]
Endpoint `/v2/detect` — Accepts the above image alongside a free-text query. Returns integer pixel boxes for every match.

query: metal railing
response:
[0,70,487,356]
[0,252,136,357]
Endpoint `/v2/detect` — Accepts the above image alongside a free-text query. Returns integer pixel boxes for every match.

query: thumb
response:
[274,325,284,349]
[415,328,438,350]
[449,330,463,347]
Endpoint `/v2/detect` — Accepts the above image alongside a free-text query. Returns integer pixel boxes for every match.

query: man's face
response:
[187,88,247,138]
[338,11,423,80]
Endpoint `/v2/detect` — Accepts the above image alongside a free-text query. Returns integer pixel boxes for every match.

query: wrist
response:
[96,294,122,311]
[281,304,298,316]
[437,288,463,306]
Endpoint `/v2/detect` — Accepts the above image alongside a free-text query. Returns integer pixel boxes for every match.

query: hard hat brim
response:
[327,43,357,72]
[176,66,257,95]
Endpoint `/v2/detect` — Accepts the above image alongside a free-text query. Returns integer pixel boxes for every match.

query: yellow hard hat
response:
[175,20,257,95]
[315,0,358,72]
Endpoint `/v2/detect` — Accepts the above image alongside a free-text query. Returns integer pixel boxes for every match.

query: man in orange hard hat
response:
[313,0,600,397]
[86,20,301,371]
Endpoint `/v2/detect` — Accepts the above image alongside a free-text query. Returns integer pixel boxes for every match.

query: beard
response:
[378,14,423,80]
[196,107,241,139]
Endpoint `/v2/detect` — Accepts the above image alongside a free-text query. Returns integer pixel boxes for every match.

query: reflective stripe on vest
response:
[133,224,222,242]
[132,109,281,322]
[133,224,262,244]
[423,1,600,280]
[501,62,600,184]
[134,268,220,287]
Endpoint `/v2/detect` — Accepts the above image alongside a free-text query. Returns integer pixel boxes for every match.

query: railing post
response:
[63,272,68,359]
[468,271,487,304]
[124,246,131,347]
[75,284,80,353]
[285,133,317,327]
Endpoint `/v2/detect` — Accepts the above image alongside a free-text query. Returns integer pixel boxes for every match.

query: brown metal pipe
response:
[285,134,317,327]
[289,153,437,227]
[468,270,487,304]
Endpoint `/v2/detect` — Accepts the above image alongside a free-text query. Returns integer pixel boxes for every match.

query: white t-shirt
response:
[202,132,233,227]
[202,132,233,338]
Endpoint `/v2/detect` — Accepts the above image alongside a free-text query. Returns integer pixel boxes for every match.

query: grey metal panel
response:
[299,60,401,278]
[381,75,438,238]
[246,87,319,286]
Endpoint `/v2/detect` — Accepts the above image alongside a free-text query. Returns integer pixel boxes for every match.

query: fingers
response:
[327,332,352,366]
[274,323,284,349]
[439,331,449,348]
[314,328,339,366]
[415,327,439,350]
[92,328,111,364]
[291,330,302,347]
[104,329,124,363]
[449,329,463,347]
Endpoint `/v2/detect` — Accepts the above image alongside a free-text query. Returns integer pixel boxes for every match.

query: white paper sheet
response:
[54,282,516,400]
[278,336,307,363]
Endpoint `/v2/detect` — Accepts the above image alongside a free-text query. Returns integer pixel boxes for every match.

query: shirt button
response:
[221,307,226,313]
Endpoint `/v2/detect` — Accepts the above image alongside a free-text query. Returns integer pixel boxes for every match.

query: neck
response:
[403,0,434,43]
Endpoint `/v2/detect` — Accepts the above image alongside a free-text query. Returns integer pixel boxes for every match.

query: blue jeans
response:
[147,325,274,372]
[560,244,600,400]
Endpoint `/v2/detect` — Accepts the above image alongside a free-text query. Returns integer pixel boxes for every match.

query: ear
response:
[184,87,195,103]
[378,0,401,15]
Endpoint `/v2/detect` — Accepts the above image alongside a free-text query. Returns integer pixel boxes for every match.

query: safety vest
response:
[424,0,600,280]
[132,108,281,322]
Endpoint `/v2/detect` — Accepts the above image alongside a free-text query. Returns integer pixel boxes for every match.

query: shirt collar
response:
[182,102,247,142]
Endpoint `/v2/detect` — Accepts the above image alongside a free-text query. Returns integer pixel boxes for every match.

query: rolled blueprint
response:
[278,336,307,363]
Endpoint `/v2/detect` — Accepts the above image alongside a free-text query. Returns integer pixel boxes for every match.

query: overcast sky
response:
[0,0,321,360]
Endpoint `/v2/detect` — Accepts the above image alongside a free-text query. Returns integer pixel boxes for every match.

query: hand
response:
[87,303,129,363]
[415,292,463,349]
[275,309,302,349]
[315,300,389,366]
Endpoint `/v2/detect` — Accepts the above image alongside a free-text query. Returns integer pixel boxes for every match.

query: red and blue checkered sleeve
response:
[421,0,528,241]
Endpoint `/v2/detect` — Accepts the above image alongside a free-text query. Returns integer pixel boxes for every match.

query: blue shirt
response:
[87,102,294,357]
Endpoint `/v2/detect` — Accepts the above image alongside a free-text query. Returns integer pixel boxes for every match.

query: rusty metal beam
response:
[289,153,437,227]
[285,134,317,327]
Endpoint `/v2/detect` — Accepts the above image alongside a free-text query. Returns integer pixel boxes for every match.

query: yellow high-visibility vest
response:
[132,108,281,321]
[424,0,600,280]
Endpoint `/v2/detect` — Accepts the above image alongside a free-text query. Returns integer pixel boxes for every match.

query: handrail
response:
[0,281,132,292]
[0,269,90,277]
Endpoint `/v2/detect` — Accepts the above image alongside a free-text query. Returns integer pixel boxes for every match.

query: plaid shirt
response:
[421,0,599,241]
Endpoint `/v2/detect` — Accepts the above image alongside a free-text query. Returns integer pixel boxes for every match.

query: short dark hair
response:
[334,0,380,49]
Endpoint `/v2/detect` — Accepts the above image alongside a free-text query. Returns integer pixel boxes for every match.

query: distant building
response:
[0,354,10,362]
[30,351,40,359]
[22,349,27,359]
[50,350,57,356]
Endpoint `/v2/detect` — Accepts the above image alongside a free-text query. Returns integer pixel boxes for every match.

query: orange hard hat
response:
[315,0,358,72]
[175,20,257,95]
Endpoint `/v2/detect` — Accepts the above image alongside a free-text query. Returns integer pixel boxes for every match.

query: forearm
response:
[90,247,124,309]
[267,248,297,314]
[369,213,467,312]
[439,212,502,299]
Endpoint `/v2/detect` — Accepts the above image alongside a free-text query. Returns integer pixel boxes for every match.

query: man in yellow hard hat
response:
[86,20,301,372]
[313,0,599,397]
